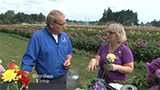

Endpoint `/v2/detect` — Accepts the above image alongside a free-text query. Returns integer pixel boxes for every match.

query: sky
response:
[0,0,160,24]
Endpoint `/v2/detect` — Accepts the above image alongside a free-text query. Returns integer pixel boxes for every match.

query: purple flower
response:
[28,29,36,32]
[155,69,160,79]
[97,35,101,38]
[80,34,84,37]
[100,38,104,41]
[95,81,104,86]
[146,62,154,73]
[89,36,93,41]
[150,58,160,71]
[69,36,73,40]
[125,42,128,46]
[103,36,107,39]
[126,38,130,41]
[152,49,156,53]
[146,73,156,83]
[91,81,106,90]
[148,85,160,90]
[143,40,148,44]
[133,43,138,47]
[74,33,77,36]
[70,32,73,34]
[0,66,5,73]
[141,44,146,48]
[138,39,142,42]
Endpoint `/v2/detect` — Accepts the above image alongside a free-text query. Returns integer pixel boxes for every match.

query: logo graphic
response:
[63,38,67,42]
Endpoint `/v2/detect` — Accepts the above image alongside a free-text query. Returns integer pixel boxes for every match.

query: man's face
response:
[51,16,66,35]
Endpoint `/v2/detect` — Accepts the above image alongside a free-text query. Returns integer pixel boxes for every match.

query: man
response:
[21,10,72,84]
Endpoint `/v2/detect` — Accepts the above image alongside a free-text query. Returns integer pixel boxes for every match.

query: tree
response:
[2,10,15,24]
[150,19,160,27]
[99,8,139,25]
[15,12,26,23]
[37,13,45,23]
[99,7,114,23]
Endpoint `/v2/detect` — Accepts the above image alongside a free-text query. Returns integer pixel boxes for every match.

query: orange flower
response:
[7,60,15,69]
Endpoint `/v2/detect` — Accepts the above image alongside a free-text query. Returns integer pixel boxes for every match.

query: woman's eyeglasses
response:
[107,31,116,34]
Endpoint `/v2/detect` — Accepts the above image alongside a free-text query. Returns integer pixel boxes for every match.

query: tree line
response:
[0,10,45,24]
[1,9,160,27]
[149,19,160,27]
[98,7,138,25]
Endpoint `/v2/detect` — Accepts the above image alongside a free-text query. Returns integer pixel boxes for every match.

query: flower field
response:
[0,24,160,62]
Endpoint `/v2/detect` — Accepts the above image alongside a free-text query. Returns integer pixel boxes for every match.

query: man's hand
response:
[24,71,30,76]
[63,59,71,69]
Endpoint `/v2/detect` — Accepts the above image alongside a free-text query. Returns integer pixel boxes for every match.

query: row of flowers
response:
[0,26,160,62]
[0,59,30,90]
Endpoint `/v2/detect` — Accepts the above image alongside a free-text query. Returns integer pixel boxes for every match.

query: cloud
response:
[0,0,160,23]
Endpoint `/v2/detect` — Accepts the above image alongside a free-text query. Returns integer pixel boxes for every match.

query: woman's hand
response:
[109,62,134,74]
[109,64,118,71]
[86,58,98,72]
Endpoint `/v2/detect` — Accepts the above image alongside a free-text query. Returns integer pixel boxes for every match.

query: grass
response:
[0,32,148,85]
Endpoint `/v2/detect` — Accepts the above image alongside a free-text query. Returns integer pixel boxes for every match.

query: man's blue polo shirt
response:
[21,26,72,79]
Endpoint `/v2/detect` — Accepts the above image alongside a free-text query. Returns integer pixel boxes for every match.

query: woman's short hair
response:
[46,10,65,26]
[108,23,127,43]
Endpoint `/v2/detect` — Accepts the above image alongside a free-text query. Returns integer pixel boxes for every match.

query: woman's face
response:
[106,30,118,43]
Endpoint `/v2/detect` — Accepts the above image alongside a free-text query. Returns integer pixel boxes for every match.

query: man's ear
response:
[49,22,54,28]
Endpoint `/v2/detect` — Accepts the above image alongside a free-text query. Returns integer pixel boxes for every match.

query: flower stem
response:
[101,68,107,78]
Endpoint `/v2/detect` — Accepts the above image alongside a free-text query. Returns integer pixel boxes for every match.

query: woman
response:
[86,23,134,83]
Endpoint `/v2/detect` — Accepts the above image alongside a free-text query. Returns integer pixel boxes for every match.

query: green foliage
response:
[76,84,89,90]
[0,28,32,38]
[79,50,86,56]
[0,10,45,24]
[126,75,149,89]
[115,74,149,89]
[134,61,146,70]
[6,82,21,90]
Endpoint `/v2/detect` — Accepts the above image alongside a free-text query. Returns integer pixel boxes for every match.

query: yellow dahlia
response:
[106,53,116,63]
[1,69,17,82]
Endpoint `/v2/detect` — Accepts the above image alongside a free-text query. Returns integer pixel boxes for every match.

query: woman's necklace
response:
[109,43,121,53]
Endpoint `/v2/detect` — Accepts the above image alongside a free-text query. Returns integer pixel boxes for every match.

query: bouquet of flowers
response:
[0,59,30,90]
[75,78,116,90]
[146,58,160,90]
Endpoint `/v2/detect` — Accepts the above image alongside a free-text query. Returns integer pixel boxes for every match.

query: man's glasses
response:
[107,31,116,34]
[54,21,65,26]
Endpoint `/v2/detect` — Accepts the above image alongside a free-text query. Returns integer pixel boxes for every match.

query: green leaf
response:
[17,82,22,89]
[76,84,89,90]
[7,82,19,90]
[91,78,106,85]
[137,84,148,90]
